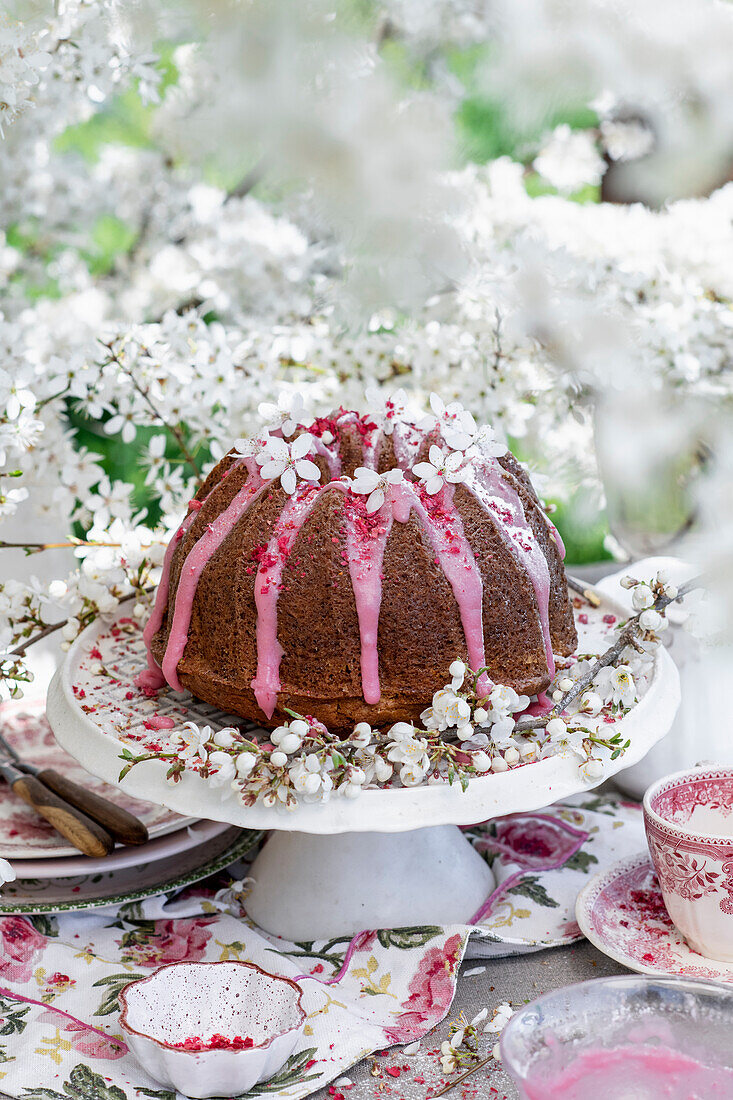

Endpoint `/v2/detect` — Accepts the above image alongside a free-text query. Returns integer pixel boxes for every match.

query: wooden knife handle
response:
[36,769,149,846]
[11,775,115,858]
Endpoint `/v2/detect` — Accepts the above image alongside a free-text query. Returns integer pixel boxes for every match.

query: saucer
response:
[576,852,733,984]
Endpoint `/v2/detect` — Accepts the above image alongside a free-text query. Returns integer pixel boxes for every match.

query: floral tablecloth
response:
[0,792,647,1100]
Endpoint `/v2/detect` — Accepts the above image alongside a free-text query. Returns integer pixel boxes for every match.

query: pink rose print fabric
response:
[384,933,463,1042]
[0,791,645,1100]
[0,916,48,982]
[118,917,214,967]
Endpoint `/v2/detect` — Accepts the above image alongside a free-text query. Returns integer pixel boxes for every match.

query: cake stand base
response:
[245,824,495,940]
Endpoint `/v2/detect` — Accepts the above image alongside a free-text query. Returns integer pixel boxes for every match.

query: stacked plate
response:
[0,707,259,914]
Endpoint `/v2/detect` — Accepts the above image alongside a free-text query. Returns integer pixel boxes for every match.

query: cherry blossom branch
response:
[0,540,124,553]
[7,587,154,659]
[515,574,704,732]
[98,339,203,481]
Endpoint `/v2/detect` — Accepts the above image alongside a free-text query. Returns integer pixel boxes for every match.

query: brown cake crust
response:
[148,411,578,732]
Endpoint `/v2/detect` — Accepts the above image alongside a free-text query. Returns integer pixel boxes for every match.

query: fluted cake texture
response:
[139,409,577,732]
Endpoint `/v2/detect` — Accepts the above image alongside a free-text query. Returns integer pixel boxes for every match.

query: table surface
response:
[310,940,627,1100]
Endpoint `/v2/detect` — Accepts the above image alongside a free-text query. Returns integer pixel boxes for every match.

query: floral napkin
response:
[0,792,646,1100]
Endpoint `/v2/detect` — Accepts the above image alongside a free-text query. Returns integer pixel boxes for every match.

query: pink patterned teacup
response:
[644,766,733,961]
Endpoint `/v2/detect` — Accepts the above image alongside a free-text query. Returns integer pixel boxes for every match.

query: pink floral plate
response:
[0,705,193,857]
[576,852,733,984]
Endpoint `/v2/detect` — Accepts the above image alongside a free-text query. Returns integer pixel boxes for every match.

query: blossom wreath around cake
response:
[117,393,681,807]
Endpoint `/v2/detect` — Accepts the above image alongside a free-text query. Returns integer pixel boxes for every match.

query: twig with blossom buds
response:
[98,338,202,481]
[515,574,703,733]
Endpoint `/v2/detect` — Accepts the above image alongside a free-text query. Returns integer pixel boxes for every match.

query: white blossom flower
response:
[639,608,665,633]
[207,751,236,790]
[399,760,428,786]
[440,1043,458,1074]
[468,424,508,460]
[448,659,467,691]
[423,393,477,450]
[594,664,637,708]
[349,466,404,513]
[484,1003,514,1033]
[421,687,473,738]
[582,758,605,781]
[580,691,603,716]
[545,722,589,764]
[235,751,257,777]
[171,723,210,764]
[413,445,467,494]
[258,391,308,436]
[631,584,655,610]
[232,433,269,460]
[0,485,28,517]
[0,857,15,885]
[256,434,321,495]
[350,721,373,749]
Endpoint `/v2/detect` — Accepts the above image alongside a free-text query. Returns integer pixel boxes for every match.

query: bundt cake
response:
[137,402,577,733]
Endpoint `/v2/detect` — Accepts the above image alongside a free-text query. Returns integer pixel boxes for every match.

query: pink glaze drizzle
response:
[544,512,566,560]
[250,485,324,718]
[465,460,555,679]
[135,509,200,692]
[161,459,265,692]
[392,481,490,695]
[342,493,394,704]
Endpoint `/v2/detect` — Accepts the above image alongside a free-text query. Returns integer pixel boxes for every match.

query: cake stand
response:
[46,598,680,940]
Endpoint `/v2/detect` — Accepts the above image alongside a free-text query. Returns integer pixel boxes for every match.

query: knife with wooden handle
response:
[0,760,115,858]
[29,769,148,845]
[0,731,149,846]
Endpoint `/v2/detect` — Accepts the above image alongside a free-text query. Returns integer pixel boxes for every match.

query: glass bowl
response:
[500,975,733,1099]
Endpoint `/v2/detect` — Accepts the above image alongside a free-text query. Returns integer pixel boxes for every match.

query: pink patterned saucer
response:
[576,852,733,984]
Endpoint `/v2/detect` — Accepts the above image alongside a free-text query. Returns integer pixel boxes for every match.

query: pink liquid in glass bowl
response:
[500,976,733,1100]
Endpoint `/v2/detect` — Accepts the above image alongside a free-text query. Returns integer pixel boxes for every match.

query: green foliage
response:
[550,491,613,566]
[23,1064,128,1100]
[92,972,145,1017]
[564,849,599,874]
[83,216,138,276]
[233,1047,321,1098]
[506,874,560,909]
[376,926,443,949]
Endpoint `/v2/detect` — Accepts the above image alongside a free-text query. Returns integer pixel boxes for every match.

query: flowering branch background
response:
[1,0,731,712]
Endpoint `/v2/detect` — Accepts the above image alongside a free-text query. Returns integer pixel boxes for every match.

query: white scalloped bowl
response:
[119,961,306,1098]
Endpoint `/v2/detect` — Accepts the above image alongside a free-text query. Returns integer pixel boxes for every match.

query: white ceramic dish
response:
[46,598,680,834]
[7,817,231,879]
[576,852,733,984]
[119,961,306,1098]
[0,827,258,914]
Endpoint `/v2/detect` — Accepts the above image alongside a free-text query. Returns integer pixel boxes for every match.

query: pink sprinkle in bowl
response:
[119,961,307,1098]
[644,765,733,961]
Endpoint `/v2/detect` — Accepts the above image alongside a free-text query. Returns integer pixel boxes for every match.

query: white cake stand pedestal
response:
[46,600,680,939]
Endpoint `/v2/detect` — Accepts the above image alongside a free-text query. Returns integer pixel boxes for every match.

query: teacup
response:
[644,766,733,961]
